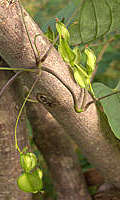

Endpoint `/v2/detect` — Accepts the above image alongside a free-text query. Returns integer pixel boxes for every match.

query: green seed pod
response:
[56,21,70,42]
[84,47,96,75]
[17,169,43,193]
[20,152,37,173]
[73,46,82,66]
[73,64,89,89]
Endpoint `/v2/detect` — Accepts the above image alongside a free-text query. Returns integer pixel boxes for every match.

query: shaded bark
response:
[1,0,120,192]
[84,168,104,187]
[93,188,120,200]
[0,71,32,199]
[26,102,91,200]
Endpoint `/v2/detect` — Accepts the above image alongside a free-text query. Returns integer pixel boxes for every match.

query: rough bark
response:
[93,188,120,200]
[26,102,91,200]
[1,0,120,190]
[0,70,32,199]
[84,168,104,186]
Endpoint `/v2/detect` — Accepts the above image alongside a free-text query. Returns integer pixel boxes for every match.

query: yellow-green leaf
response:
[73,46,82,66]
[56,21,70,42]
[20,153,37,173]
[73,64,89,88]
[58,38,75,66]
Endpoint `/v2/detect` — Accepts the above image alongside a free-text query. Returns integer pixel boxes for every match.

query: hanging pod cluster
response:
[17,151,43,193]
[56,20,96,95]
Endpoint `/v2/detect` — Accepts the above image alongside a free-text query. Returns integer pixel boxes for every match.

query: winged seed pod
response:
[58,38,75,66]
[73,64,89,89]
[73,46,82,66]
[56,20,70,42]
[17,168,43,193]
[84,47,96,75]
[20,152,37,173]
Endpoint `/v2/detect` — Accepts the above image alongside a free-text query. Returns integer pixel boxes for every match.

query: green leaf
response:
[58,38,75,66]
[93,82,120,139]
[73,64,89,88]
[69,0,120,45]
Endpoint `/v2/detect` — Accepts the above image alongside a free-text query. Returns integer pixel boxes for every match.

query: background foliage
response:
[22,0,120,88]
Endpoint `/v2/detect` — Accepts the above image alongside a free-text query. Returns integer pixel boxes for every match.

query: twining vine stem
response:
[1,0,120,113]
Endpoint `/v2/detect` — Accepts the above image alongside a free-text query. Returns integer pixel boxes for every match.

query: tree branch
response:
[1,0,120,189]
[26,102,91,200]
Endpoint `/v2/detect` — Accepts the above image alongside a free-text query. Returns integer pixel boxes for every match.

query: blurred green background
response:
[22,0,120,89]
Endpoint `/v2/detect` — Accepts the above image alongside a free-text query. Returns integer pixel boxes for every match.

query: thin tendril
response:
[0,71,22,98]
[0,67,37,72]
[14,76,39,153]
[18,0,38,63]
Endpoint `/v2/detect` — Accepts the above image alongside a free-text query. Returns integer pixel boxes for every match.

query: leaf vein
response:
[91,0,98,39]
[104,0,113,34]
[79,0,86,43]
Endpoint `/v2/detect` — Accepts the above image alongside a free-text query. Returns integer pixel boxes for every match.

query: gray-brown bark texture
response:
[26,102,91,200]
[0,0,120,197]
[0,70,32,199]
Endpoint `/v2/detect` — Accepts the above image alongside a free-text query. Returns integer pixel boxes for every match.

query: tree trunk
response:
[26,102,91,200]
[1,0,120,194]
[0,71,32,199]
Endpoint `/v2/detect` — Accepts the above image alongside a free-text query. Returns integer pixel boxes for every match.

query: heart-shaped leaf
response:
[93,82,120,140]
[69,0,120,45]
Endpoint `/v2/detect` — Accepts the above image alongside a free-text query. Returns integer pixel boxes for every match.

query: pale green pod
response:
[17,169,43,193]
[56,21,70,42]
[73,64,89,89]
[58,38,75,66]
[33,168,43,180]
[84,47,96,74]
[20,152,37,173]
[73,46,82,66]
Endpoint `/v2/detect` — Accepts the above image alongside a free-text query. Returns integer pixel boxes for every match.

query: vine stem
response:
[14,74,40,153]
[0,67,39,98]
[18,0,38,63]
[0,71,22,98]
[6,0,120,116]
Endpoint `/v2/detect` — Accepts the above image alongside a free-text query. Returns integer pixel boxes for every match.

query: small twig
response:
[81,89,87,109]
[97,90,120,101]
[18,0,38,64]
[91,37,114,82]
[84,89,120,111]
[0,65,39,99]
[89,42,105,47]
[96,37,114,64]
[0,71,22,98]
